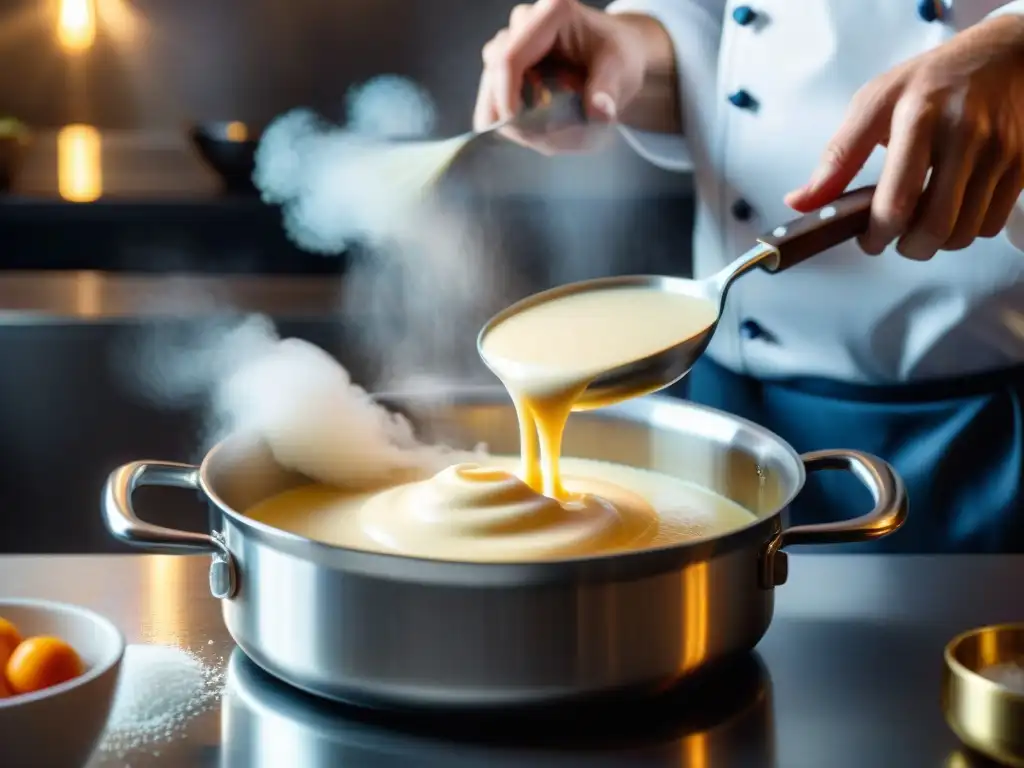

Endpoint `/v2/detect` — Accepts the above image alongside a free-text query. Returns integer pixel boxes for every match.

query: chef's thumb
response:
[584,54,627,121]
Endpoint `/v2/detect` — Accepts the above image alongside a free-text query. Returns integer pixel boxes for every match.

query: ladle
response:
[478,185,876,410]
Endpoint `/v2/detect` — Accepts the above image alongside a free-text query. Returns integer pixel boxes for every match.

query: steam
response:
[122,75,505,485]
[254,76,456,254]
[130,313,473,488]
[123,73,633,488]
[252,75,511,391]
[214,319,464,487]
[346,75,437,139]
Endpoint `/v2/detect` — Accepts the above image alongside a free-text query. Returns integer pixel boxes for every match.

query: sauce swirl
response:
[358,462,658,560]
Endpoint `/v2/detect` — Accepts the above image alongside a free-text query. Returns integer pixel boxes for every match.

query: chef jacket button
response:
[740,319,776,342]
[916,0,945,22]
[728,89,756,110]
[732,6,758,26]
[731,198,754,222]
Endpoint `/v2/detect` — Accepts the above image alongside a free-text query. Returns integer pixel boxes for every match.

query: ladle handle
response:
[757,185,876,272]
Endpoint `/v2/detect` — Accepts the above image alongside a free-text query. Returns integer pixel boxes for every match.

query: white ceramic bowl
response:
[0,599,125,767]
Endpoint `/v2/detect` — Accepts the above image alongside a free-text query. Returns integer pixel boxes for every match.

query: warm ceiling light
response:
[57,0,97,54]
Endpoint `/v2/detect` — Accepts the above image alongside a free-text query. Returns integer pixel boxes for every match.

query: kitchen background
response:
[0,0,694,553]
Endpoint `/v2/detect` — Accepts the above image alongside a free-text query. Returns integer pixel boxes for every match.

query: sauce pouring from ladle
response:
[478,185,877,412]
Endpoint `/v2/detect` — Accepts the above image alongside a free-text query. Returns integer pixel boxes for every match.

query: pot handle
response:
[102,460,226,556]
[760,449,908,588]
[784,449,907,547]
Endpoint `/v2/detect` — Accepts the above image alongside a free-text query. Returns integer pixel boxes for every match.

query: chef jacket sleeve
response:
[604,0,726,172]
[986,2,1024,251]
[987,1,1024,20]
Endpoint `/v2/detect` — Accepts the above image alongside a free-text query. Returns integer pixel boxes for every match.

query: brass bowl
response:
[943,624,1024,767]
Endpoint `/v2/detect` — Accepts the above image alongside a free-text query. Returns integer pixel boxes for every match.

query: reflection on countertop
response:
[222,648,773,768]
[0,271,347,321]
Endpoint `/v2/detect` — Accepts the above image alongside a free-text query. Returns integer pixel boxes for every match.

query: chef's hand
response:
[473,0,652,132]
[786,14,1024,260]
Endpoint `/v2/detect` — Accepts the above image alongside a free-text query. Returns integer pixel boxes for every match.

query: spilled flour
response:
[97,644,225,758]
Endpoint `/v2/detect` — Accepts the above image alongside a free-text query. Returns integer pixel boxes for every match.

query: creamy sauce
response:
[245,456,757,561]
[479,286,719,498]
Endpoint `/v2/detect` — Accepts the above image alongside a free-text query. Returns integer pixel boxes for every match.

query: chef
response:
[474,0,1024,552]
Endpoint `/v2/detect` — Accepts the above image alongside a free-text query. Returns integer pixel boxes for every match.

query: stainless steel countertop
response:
[0,272,347,322]
[1,553,1019,767]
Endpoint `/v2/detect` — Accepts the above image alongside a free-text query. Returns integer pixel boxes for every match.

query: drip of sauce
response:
[479,286,719,499]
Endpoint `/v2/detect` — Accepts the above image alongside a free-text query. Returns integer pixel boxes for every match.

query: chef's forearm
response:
[615,13,683,134]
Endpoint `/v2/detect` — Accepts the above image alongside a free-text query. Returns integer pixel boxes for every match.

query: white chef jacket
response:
[607,0,1024,385]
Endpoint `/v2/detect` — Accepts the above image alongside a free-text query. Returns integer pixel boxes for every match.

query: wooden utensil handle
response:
[757,186,876,272]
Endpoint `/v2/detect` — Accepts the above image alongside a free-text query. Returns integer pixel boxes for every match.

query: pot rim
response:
[198,387,803,586]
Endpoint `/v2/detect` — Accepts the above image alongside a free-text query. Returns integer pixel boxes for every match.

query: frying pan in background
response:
[189,121,262,194]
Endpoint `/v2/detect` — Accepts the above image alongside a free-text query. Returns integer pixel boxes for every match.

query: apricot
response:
[5,636,84,694]
[0,617,22,669]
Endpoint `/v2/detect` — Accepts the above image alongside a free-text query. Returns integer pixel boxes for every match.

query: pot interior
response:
[202,389,804,523]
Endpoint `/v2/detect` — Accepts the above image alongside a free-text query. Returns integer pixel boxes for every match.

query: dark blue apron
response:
[671,358,1024,553]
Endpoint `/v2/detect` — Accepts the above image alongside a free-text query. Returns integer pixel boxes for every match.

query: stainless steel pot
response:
[102,389,907,709]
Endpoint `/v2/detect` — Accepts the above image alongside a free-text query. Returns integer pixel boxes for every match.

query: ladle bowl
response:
[478,186,876,410]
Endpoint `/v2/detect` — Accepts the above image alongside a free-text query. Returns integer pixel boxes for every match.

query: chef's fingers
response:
[896,125,980,261]
[785,85,895,212]
[483,0,575,121]
[473,69,501,132]
[509,2,533,30]
[480,29,517,124]
[859,96,935,255]
[978,165,1023,238]
[944,147,1009,251]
